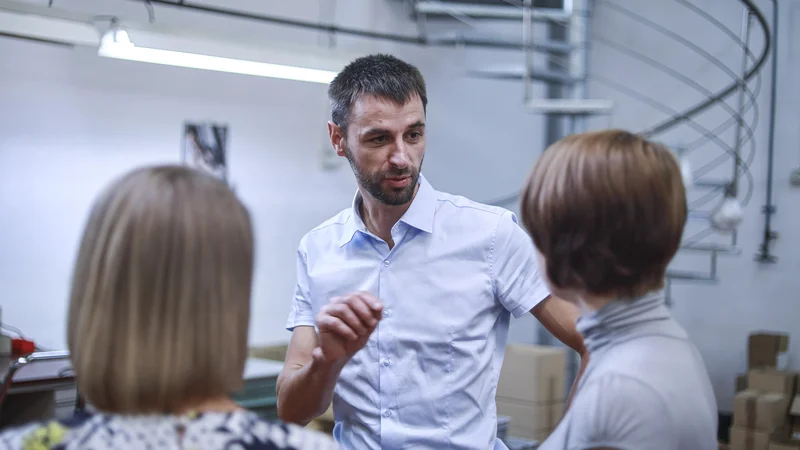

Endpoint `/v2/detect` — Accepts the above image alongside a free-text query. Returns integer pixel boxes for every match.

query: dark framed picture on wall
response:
[182,122,229,182]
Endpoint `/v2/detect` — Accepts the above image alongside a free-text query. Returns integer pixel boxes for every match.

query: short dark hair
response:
[328,54,427,134]
[520,129,687,299]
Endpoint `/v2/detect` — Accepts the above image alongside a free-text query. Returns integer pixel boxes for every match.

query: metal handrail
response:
[0,350,71,409]
[460,0,772,282]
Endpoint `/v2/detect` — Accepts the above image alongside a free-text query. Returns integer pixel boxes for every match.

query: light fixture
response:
[710,192,744,234]
[679,156,693,188]
[97,24,337,84]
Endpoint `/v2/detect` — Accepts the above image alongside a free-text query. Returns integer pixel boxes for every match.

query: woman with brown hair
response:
[521,130,718,450]
[0,166,337,449]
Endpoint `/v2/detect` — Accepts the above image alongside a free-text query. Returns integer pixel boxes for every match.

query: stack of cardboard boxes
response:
[495,344,567,442]
[730,332,799,450]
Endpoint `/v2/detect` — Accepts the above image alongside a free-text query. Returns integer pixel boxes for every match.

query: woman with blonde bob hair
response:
[0,166,337,449]
[522,130,718,450]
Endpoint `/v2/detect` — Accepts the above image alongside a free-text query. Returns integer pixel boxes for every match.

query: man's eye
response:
[408,132,422,139]
[372,136,388,143]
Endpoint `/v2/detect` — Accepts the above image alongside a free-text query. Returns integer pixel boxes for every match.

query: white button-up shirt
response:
[287,175,550,449]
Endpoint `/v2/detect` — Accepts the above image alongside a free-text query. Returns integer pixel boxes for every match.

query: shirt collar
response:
[339,174,437,247]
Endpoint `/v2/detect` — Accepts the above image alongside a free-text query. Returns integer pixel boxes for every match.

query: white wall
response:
[587,0,800,411]
[0,1,545,350]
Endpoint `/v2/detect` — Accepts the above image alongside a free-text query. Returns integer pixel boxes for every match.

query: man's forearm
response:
[276,357,346,426]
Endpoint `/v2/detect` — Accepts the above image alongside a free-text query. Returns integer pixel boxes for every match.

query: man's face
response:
[330,94,426,206]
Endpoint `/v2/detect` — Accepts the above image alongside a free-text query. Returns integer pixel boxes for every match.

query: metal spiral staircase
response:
[409,0,774,291]
[409,0,775,404]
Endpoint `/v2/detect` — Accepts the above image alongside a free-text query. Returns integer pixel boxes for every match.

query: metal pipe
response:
[522,0,533,102]
[574,1,593,133]
[757,0,779,263]
[731,9,753,198]
[680,243,741,254]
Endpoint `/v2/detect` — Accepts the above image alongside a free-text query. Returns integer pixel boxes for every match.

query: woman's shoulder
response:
[206,411,338,450]
[0,418,77,450]
[0,410,338,450]
[0,409,94,449]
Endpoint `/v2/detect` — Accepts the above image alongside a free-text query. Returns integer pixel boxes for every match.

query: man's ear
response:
[328,121,347,157]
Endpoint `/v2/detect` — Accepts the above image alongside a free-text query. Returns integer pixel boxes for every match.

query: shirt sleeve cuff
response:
[509,285,551,319]
[285,316,316,331]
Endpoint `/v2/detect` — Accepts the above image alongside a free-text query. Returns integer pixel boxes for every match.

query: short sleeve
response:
[491,210,550,318]
[568,375,677,450]
[285,239,315,331]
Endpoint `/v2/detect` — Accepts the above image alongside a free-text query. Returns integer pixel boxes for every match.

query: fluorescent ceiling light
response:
[97,29,337,84]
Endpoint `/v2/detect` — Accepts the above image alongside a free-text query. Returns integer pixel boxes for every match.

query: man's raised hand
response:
[313,292,383,365]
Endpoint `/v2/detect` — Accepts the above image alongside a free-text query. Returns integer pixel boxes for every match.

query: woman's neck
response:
[574,292,616,312]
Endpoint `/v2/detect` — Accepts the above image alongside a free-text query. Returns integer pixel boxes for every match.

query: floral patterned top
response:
[0,410,338,450]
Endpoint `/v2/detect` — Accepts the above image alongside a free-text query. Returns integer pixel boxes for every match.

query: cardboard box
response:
[749,370,797,396]
[757,393,791,431]
[496,344,566,442]
[791,396,800,437]
[738,374,751,392]
[749,333,790,370]
[769,443,800,450]
[735,390,763,428]
[496,398,563,442]
[497,344,566,403]
[730,426,770,450]
[768,424,800,450]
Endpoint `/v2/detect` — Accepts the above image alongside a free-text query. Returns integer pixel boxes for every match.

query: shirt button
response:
[381,358,391,367]
[382,310,391,318]
[383,410,392,418]
[383,260,390,267]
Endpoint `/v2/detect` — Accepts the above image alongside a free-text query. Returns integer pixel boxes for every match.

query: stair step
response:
[414,1,570,21]
[427,30,575,53]
[468,65,584,84]
[526,98,613,115]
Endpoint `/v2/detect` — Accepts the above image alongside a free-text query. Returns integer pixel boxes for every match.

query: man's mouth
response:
[385,176,411,188]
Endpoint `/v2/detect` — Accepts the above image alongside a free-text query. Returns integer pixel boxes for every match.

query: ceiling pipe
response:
[123,0,536,51]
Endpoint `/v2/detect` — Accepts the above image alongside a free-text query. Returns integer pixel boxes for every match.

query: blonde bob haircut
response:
[520,129,687,299]
[67,165,254,413]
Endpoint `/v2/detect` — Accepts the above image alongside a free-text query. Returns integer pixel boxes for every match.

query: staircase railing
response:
[416,0,772,286]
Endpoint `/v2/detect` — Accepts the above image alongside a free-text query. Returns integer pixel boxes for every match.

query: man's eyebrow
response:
[361,122,425,137]
[361,127,391,137]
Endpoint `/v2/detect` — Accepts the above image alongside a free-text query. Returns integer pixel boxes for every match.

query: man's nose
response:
[389,140,410,168]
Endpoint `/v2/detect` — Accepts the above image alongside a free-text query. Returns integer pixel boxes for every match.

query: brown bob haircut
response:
[520,129,687,299]
[67,165,254,413]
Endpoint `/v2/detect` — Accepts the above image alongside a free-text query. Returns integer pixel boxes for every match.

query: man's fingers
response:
[353,291,383,313]
[326,303,368,336]
[346,296,379,328]
[316,315,359,341]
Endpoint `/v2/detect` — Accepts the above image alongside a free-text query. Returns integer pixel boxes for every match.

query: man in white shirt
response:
[276,54,586,449]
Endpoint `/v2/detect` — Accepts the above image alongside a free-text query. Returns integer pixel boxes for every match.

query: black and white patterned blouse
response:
[0,409,338,450]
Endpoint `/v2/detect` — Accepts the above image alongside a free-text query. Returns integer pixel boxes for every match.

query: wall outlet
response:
[790,168,800,187]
